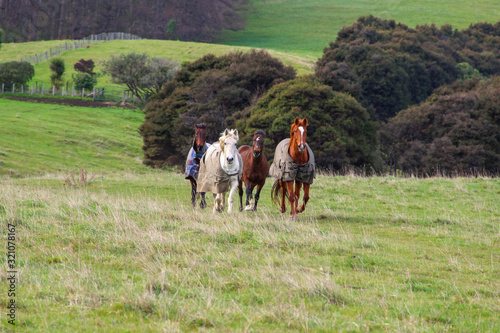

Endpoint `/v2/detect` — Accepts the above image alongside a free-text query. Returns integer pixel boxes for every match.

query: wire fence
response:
[20,32,142,64]
[1,83,139,105]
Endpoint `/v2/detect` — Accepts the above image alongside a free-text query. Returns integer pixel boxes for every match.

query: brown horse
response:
[238,130,269,211]
[185,123,211,208]
[269,118,315,219]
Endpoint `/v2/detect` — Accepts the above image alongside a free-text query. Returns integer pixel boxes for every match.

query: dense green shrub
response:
[317,16,500,121]
[139,50,296,167]
[50,58,65,90]
[73,59,98,91]
[379,77,500,175]
[0,61,35,90]
[237,76,379,171]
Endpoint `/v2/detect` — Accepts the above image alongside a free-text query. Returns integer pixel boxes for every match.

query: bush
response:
[0,61,35,90]
[238,76,379,171]
[316,16,500,121]
[379,77,500,175]
[73,73,98,91]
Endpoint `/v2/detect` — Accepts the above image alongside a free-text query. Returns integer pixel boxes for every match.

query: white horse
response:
[197,129,243,213]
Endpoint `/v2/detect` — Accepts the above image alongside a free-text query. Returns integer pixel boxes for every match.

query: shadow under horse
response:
[269,118,316,219]
[238,130,269,211]
[185,123,211,208]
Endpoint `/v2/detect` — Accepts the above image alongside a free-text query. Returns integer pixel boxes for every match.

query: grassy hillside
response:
[0,99,146,177]
[221,0,500,57]
[0,39,315,91]
[0,172,498,331]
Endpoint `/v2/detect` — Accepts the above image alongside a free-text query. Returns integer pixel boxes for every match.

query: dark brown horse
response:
[185,123,211,208]
[238,130,269,211]
[270,118,315,219]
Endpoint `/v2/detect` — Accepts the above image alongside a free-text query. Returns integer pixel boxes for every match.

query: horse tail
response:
[271,179,288,205]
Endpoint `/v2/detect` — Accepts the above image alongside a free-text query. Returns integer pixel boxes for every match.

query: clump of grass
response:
[64,167,96,187]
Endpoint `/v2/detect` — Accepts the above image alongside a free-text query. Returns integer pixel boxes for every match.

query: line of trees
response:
[0,0,247,42]
[139,16,500,175]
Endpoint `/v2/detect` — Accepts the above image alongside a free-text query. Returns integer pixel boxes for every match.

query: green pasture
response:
[0,99,146,177]
[0,171,498,331]
[221,0,500,57]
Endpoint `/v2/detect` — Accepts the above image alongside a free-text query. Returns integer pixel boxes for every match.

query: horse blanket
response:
[269,138,316,184]
[185,143,211,180]
[197,144,243,194]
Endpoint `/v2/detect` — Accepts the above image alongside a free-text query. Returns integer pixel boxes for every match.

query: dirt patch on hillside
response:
[1,95,138,109]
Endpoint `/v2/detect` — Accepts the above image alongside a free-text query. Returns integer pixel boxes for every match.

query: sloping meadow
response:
[1,172,498,331]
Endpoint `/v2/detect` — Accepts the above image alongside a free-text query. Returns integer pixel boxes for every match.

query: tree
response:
[73,59,97,91]
[0,61,35,89]
[50,57,65,90]
[102,52,179,103]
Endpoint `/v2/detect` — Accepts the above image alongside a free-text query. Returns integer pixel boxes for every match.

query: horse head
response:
[194,123,207,152]
[252,130,266,158]
[290,118,308,153]
[219,129,239,165]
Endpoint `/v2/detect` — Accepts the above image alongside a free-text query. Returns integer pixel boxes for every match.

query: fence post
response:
[72,87,74,97]
[42,86,45,95]
[21,85,24,93]
[93,87,96,101]
[2,83,4,94]
[62,87,65,96]
[82,88,85,98]
[12,84,15,93]
[53,86,55,96]
[123,90,126,104]
[31,85,34,95]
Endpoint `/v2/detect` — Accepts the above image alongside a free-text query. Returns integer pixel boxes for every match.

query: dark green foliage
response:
[73,73,98,91]
[139,50,296,167]
[238,76,379,170]
[316,16,500,120]
[380,77,500,175]
[50,58,65,90]
[0,61,35,89]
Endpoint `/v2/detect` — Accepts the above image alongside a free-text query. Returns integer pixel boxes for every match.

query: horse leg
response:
[245,183,253,211]
[221,192,226,212]
[286,181,298,219]
[297,183,310,213]
[294,181,302,206]
[228,179,239,213]
[190,179,197,208]
[253,184,263,211]
[200,192,207,209]
[213,193,219,214]
[279,180,287,213]
[238,179,244,212]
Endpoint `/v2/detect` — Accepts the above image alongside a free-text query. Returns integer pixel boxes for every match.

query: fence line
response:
[20,32,142,64]
[1,83,138,105]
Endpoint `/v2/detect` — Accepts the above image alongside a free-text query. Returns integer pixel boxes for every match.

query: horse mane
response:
[219,129,239,146]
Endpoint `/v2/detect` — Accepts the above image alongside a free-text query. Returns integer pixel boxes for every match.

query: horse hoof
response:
[289,215,299,221]
[279,207,286,213]
[244,205,253,211]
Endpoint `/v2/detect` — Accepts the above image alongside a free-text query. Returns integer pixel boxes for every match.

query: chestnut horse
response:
[238,130,269,211]
[269,118,316,219]
[185,123,211,208]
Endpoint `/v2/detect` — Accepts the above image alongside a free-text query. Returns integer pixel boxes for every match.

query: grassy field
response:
[0,171,498,331]
[0,98,146,177]
[221,0,500,57]
[0,99,499,331]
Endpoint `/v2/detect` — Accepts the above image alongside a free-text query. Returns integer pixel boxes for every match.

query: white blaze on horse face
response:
[298,126,306,150]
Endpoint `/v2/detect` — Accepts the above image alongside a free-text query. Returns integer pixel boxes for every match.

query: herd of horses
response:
[185,118,315,219]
